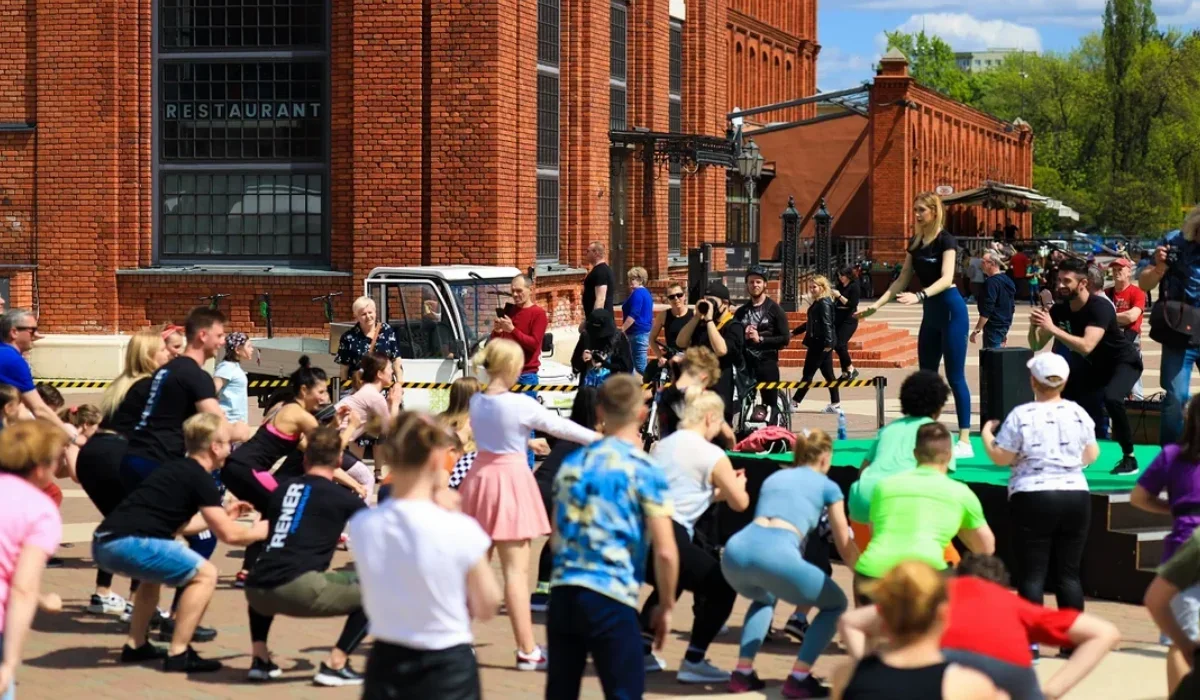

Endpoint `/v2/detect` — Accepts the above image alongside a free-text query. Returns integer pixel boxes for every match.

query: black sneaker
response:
[839,369,860,382]
[163,646,222,673]
[120,642,167,663]
[1111,455,1138,476]
[313,661,364,687]
[729,669,767,692]
[158,619,218,643]
[248,656,283,681]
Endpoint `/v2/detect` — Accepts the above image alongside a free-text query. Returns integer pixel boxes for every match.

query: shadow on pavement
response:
[32,611,128,636]
[25,646,121,670]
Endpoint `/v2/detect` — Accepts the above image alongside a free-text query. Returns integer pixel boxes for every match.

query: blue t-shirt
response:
[214,360,249,424]
[1161,232,1200,306]
[0,344,34,393]
[754,467,844,537]
[621,287,655,335]
[551,436,673,608]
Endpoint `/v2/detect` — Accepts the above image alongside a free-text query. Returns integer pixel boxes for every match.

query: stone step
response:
[779,352,919,369]
[782,338,916,362]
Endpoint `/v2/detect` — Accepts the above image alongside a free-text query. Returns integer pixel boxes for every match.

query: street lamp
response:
[781,195,801,312]
[736,138,765,247]
[814,198,834,283]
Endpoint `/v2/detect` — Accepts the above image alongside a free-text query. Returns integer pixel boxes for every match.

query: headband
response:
[225,332,249,353]
[161,324,184,341]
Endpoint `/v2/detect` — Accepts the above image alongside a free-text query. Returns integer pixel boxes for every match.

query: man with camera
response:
[1140,208,1200,444]
[735,266,791,414]
[678,282,745,423]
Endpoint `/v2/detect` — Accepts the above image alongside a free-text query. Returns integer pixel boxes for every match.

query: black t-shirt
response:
[835,279,861,324]
[246,475,367,589]
[690,315,745,412]
[100,376,153,436]
[910,230,957,289]
[96,458,223,541]
[127,357,218,464]
[583,263,615,314]
[1049,295,1139,369]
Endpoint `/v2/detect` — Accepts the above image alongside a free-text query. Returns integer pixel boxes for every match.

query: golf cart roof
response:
[366,266,523,283]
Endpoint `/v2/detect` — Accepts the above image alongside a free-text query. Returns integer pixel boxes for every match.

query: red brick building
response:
[1,0,817,335]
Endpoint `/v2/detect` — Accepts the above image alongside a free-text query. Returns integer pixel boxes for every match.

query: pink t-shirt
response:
[337,384,391,440]
[0,473,62,631]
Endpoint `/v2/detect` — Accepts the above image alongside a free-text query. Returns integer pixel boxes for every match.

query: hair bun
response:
[298,355,311,369]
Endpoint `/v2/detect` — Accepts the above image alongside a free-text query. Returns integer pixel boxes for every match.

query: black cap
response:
[705,281,731,301]
[745,265,770,282]
[585,308,617,339]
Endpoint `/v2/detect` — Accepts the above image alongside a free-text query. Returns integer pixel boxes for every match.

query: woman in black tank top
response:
[835,562,1001,700]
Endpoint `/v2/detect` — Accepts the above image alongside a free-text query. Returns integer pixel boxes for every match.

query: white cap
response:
[1027,352,1070,388]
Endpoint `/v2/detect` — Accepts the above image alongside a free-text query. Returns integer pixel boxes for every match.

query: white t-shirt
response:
[469,392,599,455]
[994,399,1096,496]
[650,429,726,535]
[348,499,491,650]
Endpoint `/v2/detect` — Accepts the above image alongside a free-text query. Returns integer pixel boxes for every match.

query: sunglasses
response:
[16,326,37,334]
[666,293,684,300]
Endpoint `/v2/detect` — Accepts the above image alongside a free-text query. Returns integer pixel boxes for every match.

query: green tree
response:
[882,30,975,103]
[1103,0,1158,172]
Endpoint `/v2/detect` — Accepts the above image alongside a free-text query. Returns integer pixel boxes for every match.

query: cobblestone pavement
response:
[15,303,1178,698]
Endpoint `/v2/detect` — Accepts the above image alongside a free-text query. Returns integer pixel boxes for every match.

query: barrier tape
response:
[36,376,886,392]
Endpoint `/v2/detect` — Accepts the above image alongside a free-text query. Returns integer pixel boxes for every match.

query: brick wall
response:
[726,0,817,123]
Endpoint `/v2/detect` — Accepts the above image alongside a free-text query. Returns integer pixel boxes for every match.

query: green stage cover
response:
[730,436,1163,494]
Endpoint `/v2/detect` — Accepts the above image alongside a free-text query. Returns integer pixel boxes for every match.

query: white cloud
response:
[846,0,1197,29]
[884,13,1043,53]
[817,46,876,90]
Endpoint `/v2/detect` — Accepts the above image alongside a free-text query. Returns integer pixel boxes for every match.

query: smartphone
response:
[496,307,506,318]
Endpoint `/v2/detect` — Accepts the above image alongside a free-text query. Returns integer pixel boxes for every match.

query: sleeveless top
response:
[843,655,949,699]
[663,309,694,353]
[224,420,300,473]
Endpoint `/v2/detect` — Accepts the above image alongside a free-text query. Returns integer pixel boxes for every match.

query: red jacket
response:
[493,303,548,375]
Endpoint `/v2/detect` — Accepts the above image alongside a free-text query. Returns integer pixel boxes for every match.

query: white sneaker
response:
[87,591,127,615]
[953,440,974,459]
[516,645,549,671]
[677,658,730,684]
[644,652,667,672]
[822,404,841,414]
[118,602,134,623]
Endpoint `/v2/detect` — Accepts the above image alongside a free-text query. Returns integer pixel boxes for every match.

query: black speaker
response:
[979,347,1035,427]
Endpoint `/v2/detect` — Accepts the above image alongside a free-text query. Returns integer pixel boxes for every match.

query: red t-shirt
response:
[1010,252,1029,279]
[492,303,548,375]
[1108,284,1147,335]
[940,576,1079,667]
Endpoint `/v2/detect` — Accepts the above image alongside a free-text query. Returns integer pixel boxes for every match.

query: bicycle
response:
[640,341,679,451]
[735,365,793,438]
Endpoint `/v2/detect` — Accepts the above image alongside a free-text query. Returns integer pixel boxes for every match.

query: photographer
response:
[571,309,633,388]
[1140,205,1200,444]
[678,282,744,423]
[735,266,791,413]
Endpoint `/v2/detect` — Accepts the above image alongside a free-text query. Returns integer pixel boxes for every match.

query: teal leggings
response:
[720,524,847,665]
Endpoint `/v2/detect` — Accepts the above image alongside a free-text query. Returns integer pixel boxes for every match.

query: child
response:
[1027,261,1042,307]
[215,333,253,424]
[57,404,103,483]
[0,382,21,429]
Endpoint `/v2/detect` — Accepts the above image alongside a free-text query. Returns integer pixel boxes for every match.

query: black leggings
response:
[248,606,368,654]
[1064,360,1140,456]
[746,357,780,410]
[77,435,138,593]
[639,520,737,654]
[1009,490,1091,612]
[221,463,278,573]
[834,317,858,371]
[792,347,841,405]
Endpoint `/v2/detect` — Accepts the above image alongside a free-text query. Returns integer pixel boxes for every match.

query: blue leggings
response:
[918,289,971,431]
[720,525,847,665]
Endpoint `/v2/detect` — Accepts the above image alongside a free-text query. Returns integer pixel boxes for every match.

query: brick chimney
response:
[877,48,910,77]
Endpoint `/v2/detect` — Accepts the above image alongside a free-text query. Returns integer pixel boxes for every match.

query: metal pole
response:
[747,177,757,249]
[875,377,886,429]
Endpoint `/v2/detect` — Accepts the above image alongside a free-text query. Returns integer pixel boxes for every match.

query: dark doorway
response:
[609,150,629,302]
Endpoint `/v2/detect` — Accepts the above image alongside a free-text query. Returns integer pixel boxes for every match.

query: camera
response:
[697,300,711,316]
[1167,245,1180,266]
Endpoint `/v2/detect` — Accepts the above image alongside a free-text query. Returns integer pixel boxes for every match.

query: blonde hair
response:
[1184,204,1200,243]
[351,296,376,316]
[598,374,643,430]
[863,560,948,645]
[679,386,725,430]
[377,411,458,472]
[810,275,833,300]
[438,377,481,452]
[910,192,947,249]
[0,419,69,477]
[101,330,165,419]
[472,338,523,383]
[59,404,103,428]
[793,428,833,466]
[681,347,721,387]
[183,413,224,455]
[627,267,648,285]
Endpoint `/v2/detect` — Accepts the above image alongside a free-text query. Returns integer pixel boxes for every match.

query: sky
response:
[818,0,1200,91]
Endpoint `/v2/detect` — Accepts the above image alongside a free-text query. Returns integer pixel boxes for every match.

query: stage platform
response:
[727,437,1170,604]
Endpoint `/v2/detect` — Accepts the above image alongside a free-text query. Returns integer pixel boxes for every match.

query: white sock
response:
[791,670,810,681]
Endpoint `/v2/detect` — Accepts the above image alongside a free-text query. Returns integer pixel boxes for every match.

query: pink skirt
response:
[459,451,550,542]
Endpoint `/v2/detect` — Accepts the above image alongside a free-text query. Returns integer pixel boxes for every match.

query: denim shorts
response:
[92,535,205,588]
[1172,583,1200,642]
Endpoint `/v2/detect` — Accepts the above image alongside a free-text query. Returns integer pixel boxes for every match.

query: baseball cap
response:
[705,281,731,301]
[1109,257,1133,269]
[1027,352,1070,388]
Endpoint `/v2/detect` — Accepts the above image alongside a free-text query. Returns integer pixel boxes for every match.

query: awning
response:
[941,180,1078,220]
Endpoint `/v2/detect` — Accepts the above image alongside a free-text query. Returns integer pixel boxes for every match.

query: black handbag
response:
[1149,299,1200,347]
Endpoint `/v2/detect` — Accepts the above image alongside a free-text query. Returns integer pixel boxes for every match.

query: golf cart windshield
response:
[449,278,513,345]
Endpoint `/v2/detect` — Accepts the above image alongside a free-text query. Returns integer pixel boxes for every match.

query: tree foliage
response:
[886,7,1200,237]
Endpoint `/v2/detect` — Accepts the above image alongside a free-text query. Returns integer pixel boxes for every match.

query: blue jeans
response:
[1161,344,1200,444]
[519,372,540,468]
[982,322,1009,350]
[546,586,644,700]
[92,535,205,588]
[627,331,650,374]
[721,525,847,665]
[919,288,971,431]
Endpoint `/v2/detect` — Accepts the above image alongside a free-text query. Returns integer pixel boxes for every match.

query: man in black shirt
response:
[735,265,790,412]
[1030,258,1143,474]
[678,282,745,423]
[92,413,266,673]
[580,241,615,330]
[243,424,369,686]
